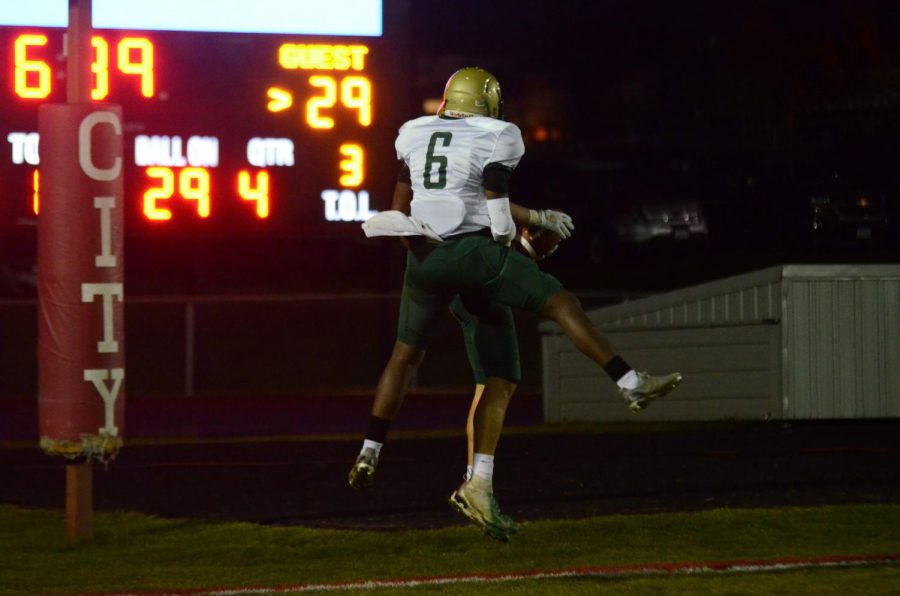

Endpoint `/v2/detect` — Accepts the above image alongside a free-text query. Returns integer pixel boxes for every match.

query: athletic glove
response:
[529,209,574,239]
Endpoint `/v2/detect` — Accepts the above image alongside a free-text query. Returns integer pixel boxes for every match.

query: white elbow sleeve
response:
[486,197,516,245]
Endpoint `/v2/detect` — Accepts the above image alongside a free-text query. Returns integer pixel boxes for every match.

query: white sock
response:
[472,453,495,482]
[465,465,473,481]
[616,369,639,390]
[362,439,382,456]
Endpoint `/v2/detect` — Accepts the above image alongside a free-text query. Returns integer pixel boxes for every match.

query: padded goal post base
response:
[37,103,126,463]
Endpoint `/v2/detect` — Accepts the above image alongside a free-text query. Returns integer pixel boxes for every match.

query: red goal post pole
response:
[36,0,126,542]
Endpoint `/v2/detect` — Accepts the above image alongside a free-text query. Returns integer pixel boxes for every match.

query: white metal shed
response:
[541,264,900,422]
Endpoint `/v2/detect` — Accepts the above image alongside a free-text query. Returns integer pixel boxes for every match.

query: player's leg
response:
[370,341,426,420]
[349,279,449,490]
[466,385,484,478]
[478,243,682,411]
[349,340,425,490]
[448,295,485,481]
[451,376,520,541]
[540,289,617,365]
[470,377,516,459]
[540,289,682,411]
[448,299,521,540]
[464,299,520,458]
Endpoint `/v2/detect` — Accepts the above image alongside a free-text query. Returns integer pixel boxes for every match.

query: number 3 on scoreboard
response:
[339,144,364,187]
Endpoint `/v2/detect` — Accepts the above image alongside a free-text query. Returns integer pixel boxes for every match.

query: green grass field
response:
[2,503,899,594]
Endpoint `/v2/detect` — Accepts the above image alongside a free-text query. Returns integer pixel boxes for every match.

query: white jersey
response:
[395,115,525,237]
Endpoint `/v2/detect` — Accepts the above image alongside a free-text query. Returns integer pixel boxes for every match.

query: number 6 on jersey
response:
[424,132,452,189]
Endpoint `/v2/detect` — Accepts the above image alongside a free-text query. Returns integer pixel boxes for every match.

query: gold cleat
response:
[448,476,517,542]
[348,447,378,490]
[620,372,683,413]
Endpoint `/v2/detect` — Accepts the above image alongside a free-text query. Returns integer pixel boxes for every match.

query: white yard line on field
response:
[117,553,900,595]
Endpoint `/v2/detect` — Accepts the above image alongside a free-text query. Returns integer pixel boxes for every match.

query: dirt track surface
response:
[1,421,899,530]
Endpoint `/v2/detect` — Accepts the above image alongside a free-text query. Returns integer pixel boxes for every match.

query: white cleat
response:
[620,372,683,413]
[348,447,378,490]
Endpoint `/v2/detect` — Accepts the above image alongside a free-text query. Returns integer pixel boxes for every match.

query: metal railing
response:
[0,290,635,397]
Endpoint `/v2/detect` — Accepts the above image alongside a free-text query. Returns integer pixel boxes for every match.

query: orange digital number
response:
[118,37,155,98]
[144,167,176,220]
[144,168,210,220]
[340,77,372,126]
[14,34,51,99]
[238,171,270,218]
[91,36,110,100]
[179,168,211,218]
[306,76,372,129]
[306,76,337,129]
[338,144,364,187]
[32,169,40,215]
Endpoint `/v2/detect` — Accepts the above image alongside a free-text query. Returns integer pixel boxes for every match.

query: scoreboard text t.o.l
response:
[0,0,407,235]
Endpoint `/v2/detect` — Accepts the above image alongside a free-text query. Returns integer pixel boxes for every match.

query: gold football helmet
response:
[437,67,503,119]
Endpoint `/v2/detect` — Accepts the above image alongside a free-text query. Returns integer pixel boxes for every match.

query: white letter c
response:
[79,111,122,182]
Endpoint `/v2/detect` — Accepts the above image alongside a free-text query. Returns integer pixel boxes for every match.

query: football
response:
[517,225,562,261]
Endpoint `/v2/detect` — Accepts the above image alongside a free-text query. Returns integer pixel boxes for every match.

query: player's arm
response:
[485,191,515,245]
[392,162,413,215]
[481,158,515,244]
[492,194,575,239]
[508,201,532,227]
[486,189,577,244]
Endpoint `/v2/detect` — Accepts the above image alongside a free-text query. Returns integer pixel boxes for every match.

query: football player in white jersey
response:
[352,67,682,541]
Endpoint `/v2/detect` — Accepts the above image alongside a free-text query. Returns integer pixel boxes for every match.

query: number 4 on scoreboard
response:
[238,171,270,218]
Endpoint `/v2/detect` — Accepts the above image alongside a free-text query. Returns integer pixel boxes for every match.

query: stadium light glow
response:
[0,0,382,36]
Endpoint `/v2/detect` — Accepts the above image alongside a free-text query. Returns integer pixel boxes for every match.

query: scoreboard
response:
[0,0,408,236]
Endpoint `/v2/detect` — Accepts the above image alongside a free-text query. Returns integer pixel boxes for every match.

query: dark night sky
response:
[396,0,900,291]
[408,0,900,152]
